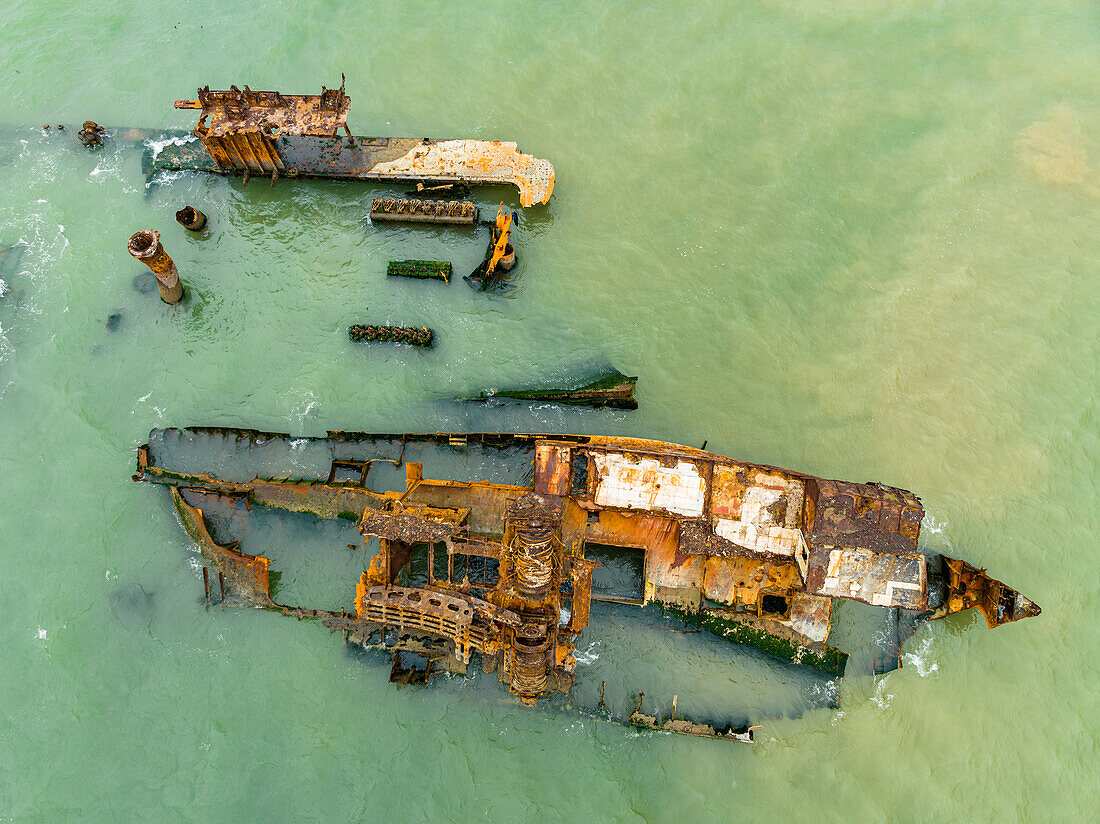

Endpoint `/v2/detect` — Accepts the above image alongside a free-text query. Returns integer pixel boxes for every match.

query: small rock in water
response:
[106,312,122,331]
[132,272,156,294]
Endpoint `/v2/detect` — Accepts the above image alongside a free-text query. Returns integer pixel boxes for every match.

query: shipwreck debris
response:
[387,260,451,283]
[406,181,471,199]
[133,427,1040,742]
[175,206,207,231]
[370,198,478,226]
[148,78,555,206]
[467,204,517,288]
[349,324,434,348]
[127,230,183,304]
[468,370,639,410]
[78,121,105,148]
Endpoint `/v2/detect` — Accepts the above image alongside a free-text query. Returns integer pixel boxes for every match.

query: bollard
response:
[175,206,207,231]
[497,242,516,271]
[127,230,183,304]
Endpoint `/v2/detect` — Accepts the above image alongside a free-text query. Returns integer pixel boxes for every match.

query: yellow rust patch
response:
[371,139,555,207]
[702,555,801,608]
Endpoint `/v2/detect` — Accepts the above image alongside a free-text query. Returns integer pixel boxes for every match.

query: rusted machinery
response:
[134,427,1040,742]
[77,121,105,148]
[370,198,479,226]
[148,78,555,207]
[349,324,434,348]
[467,205,516,287]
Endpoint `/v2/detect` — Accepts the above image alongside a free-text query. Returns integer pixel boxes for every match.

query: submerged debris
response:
[134,427,1040,742]
[131,272,156,294]
[147,79,554,206]
[468,370,638,410]
[78,121,105,148]
[349,324,434,348]
[405,181,471,199]
[370,198,478,226]
[467,205,517,288]
[387,260,451,283]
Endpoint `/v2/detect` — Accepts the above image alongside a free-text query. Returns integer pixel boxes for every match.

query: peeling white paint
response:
[592,453,705,517]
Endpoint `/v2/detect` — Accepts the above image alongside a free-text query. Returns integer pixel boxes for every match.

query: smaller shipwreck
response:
[134,427,1039,743]
[146,78,555,207]
[465,370,638,410]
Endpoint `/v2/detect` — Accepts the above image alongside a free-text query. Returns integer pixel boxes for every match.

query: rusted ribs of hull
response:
[370,198,479,225]
[133,426,1040,742]
[155,80,555,207]
[349,324,434,348]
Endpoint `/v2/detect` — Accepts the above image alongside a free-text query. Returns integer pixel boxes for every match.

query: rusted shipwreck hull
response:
[145,80,555,207]
[134,427,1038,742]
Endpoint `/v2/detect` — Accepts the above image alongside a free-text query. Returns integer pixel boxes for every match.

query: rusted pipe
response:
[127,230,183,304]
[175,206,207,231]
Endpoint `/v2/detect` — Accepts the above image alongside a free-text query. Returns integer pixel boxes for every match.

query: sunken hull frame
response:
[134,427,1039,741]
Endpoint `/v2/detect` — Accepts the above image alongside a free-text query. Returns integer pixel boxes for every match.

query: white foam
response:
[902,634,939,677]
[146,133,197,162]
[574,640,601,665]
[871,677,894,709]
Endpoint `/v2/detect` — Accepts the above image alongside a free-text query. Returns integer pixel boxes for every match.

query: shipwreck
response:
[144,78,555,207]
[134,427,1039,742]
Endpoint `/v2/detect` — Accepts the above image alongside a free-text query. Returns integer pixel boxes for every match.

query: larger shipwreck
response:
[135,427,1039,742]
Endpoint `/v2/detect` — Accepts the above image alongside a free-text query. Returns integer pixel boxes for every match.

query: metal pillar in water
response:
[128,230,183,304]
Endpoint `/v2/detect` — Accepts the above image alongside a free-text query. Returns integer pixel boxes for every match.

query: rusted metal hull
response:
[148,82,555,206]
[133,427,1040,741]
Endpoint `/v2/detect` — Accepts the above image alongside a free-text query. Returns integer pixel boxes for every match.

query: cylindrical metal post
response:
[127,230,183,304]
[175,206,207,231]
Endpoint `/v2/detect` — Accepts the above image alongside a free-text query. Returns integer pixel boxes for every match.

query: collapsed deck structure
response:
[134,427,1039,741]
[146,79,555,207]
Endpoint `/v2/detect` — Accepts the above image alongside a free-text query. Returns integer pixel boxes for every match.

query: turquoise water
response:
[1,1,1098,820]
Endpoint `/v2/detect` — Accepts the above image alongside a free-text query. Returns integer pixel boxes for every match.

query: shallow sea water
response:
[1,1,1097,820]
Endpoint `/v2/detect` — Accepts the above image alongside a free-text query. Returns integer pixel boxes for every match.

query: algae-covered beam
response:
[467,371,639,410]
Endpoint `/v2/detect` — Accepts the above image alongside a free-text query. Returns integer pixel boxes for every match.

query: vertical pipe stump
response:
[175,206,207,231]
[128,230,183,304]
